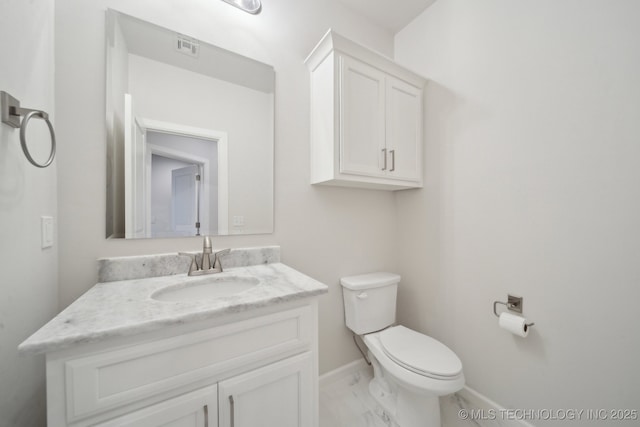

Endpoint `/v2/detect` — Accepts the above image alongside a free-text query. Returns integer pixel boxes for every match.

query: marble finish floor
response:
[320,366,389,427]
[319,364,500,427]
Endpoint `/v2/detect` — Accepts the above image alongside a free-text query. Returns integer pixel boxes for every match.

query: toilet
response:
[341,272,464,427]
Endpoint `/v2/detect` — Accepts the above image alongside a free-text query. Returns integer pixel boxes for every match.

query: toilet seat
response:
[379,326,462,380]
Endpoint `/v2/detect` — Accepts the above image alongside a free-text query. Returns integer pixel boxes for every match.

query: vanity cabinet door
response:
[95,385,217,427]
[218,352,313,427]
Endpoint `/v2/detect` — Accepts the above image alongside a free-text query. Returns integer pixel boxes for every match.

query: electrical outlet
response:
[232,216,245,227]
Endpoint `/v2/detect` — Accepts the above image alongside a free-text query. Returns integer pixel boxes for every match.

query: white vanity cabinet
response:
[306,30,425,190]
[45,301,318,427]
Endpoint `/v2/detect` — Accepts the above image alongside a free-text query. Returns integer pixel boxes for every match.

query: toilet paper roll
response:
[498,312,530,337]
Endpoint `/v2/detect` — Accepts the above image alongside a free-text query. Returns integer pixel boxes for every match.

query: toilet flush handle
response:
[357,292,368,299]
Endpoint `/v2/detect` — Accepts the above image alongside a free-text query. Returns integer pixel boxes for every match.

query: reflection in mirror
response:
[105,10,274,239]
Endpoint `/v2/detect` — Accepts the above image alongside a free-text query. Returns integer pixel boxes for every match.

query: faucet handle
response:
[213,248,231,272]
[178,252,200,275]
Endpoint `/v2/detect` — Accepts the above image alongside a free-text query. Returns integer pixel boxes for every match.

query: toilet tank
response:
[340,272,400,335]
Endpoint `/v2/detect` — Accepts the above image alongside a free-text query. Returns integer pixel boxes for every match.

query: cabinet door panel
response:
[339,55,386,177]
[218,353,313,427]
[95,385,217,427]
[386,76,422,182]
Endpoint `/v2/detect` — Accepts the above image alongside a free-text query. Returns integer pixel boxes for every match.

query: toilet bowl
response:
[365,326,464,395]
[341,272,464,427]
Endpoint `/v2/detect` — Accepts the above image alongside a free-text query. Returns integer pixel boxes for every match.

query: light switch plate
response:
[41,216,54,248]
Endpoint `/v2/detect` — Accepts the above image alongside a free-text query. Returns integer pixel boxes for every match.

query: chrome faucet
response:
[201,236,213,270]
[179,236,230,276]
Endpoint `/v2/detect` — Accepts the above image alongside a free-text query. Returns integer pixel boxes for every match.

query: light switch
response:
[41,216,54,248]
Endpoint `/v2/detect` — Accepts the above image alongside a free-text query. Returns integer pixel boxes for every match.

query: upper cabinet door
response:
[385,76,423,182]
[339,55,386,178]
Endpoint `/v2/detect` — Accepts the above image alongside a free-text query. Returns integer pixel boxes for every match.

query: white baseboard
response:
[319,358,370,388]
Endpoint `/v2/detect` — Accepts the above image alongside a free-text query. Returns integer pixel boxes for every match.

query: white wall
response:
[0,1,58,425]
[395,0,640,422]
[56,0,396,373]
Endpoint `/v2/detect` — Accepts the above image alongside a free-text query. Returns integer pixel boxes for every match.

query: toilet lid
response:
[379,326,462,379]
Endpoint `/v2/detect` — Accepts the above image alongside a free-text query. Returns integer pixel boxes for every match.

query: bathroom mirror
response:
[105,10,274,239]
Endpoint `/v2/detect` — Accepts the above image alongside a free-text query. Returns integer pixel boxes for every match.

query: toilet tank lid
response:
[340,272,401,290]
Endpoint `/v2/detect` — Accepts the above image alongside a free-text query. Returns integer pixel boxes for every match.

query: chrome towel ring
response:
[1,91,56,168]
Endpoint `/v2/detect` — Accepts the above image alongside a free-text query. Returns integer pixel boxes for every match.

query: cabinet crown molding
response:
[305,29,426,89]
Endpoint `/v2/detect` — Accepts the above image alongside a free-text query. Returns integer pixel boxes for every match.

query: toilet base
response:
[369,354,442,427]
[396,387,440,427]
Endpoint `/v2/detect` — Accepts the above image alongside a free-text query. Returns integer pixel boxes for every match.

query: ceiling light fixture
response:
[220,0,262,15]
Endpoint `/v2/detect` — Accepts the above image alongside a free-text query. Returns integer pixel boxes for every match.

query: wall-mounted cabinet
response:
[305,30,425,190]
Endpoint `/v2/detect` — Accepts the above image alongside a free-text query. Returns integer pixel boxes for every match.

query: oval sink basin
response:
[152,276,260,302]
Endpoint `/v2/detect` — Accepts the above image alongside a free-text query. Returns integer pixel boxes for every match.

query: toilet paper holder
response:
[493,295,535,328]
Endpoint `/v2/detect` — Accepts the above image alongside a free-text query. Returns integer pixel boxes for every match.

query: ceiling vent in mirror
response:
[176,34,200,57]
[221,0,262,14]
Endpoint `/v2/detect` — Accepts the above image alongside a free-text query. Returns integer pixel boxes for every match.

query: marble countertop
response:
[19,261,328,355]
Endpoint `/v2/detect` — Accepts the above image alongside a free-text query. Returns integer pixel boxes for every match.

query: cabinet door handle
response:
[381,148,387,171]
[204,404,209,427]
[389,150,395,172]
[229,395,235,427]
